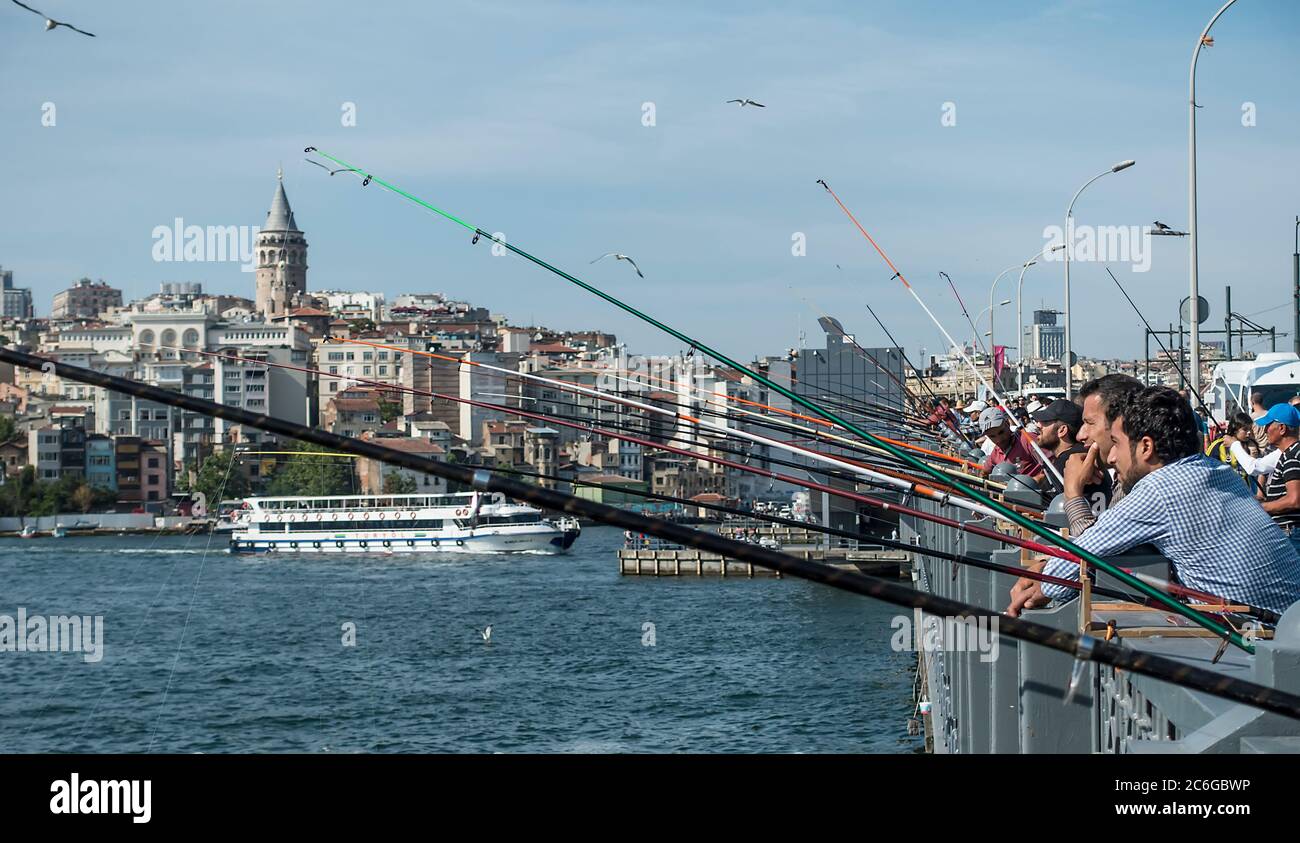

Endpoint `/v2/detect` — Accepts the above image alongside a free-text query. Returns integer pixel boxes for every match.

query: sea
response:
[0,526,921,753]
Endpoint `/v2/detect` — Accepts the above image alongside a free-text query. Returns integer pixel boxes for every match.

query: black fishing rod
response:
[494,465,1163,606]
[1105,266,1215,419]
[7,346,1294,718]
[864,301,949,414]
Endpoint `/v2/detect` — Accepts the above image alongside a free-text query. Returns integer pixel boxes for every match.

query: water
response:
[0,527,921,753]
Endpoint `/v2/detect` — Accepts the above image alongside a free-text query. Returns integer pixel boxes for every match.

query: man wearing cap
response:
[979,406,1044,478]
[1032,398,1113,514]
[1260,403,1300,541]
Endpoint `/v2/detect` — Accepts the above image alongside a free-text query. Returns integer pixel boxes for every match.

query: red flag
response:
[993,345,1006,379]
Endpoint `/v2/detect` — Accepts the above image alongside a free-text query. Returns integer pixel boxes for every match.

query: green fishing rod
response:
[305,148,1250,653]
[5,345,1295,716]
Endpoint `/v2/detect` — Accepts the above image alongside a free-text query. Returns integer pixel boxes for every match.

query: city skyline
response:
[3,0,1298,361]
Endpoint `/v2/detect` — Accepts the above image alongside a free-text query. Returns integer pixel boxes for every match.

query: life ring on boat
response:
[290,541,298,549]
[409,511,418,519]
[316,513,323,521]
[406,540,415,547]
[455,508,468,517]
[360,541,368,549]
[336,541,344,548]
[313,541,322,549]
[456,539,465,547]
[363,512,371,521]
[383,540,392,548]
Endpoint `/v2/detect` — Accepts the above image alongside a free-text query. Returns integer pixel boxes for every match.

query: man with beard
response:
[1032,398,1112,516]
[1007,385,1300,617]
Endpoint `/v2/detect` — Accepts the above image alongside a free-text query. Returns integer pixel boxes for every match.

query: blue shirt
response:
[1040,454,1300,615]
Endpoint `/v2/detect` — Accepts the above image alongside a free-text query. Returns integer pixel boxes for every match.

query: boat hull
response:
[228,526,574,555]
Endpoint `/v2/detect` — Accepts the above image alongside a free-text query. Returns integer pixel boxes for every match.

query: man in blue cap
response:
[1260,403,1300,540]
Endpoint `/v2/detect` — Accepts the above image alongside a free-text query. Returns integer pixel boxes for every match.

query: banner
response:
[993,345,1007,380]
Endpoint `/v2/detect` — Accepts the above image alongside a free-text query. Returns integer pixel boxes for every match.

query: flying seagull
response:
[726,99,765,108]
[478,625,492,643]
[305,159,359,176]
[590,253,644,278]
[9,0,95,35]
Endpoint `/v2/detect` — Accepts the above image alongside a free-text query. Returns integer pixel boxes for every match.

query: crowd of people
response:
[937,376,1300,617]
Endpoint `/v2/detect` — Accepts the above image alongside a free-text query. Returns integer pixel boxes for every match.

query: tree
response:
[382,471,417,494]
[72,483,95,513]
[0,414,15,444]
[378,399,402,424]
[266,443,354,497]
[191,450,251,508]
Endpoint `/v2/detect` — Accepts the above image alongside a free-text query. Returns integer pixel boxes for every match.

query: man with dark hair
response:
[1061,374,1143,534]
[1008,386,1300,617]
[1031,399,1112,514]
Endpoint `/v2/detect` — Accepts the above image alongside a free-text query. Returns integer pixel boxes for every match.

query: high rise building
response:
[0,267,34,319]
[1025,309,1065,362]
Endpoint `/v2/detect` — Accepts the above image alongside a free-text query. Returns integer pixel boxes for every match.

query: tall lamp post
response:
[1064,159,1136,398]
[1017,243,1066,394]
[1189,0,1240,398]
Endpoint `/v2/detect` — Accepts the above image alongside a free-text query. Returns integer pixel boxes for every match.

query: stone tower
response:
[254,168,308,318]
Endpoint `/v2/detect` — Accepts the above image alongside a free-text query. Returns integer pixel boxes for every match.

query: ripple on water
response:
[0,528,921,753]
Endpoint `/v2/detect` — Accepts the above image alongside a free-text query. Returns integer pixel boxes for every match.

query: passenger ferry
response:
[227,492,581,555]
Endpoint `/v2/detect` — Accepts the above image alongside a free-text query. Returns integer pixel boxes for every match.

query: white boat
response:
[18,524,38,539]
[227,491,581,555]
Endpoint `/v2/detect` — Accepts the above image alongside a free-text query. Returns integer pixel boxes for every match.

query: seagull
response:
[726,99,765,108]
[9,0,95,35]
[1150,221,1188,236]
[305,159,360,176]
[590,253,644,278]
[478,625,492,643]
[1152,221,1173,232]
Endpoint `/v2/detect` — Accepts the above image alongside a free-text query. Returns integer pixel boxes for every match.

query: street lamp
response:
[974,300,1011,359]
[1017,243,1066,394]
[1189,0,1239,399]
[1064,158,1136,398]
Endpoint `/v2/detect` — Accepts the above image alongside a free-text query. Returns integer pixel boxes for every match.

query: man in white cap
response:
[979,406,1044,478]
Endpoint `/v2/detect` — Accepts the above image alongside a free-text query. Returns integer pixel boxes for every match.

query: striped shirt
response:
[1040,454,1300,615]
[1262,441,1300,530]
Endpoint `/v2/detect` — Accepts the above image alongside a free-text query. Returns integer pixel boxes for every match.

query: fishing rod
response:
[326,337,988,479]
[305,149,1245,653]
[789,287,929,418]
[225,346,1249,608]
[815,178,1251,649]
[493,464,1160,606]
[941,271,989,358]
[188,344,1019,528]
[1105,266,1215,419]
[355,334,953,451]
[862,300,949,413]
[6,346,1292,717]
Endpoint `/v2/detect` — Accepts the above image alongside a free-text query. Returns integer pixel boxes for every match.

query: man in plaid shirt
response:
[1007,386,1300,617]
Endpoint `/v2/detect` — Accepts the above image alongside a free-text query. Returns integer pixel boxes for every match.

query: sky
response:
[2,0,1297,364]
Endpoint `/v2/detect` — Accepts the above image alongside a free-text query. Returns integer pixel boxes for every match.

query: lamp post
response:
[1064,159,1136,398]
[1017,243,1066,395]
[1189,0,1240,398]
[975,300,1011,385]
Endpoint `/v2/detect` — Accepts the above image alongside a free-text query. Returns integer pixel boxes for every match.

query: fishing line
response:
[8,348,1291,714]
[303,149,1245,651]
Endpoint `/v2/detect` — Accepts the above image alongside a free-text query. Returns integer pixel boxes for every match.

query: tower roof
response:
[264,169,299,232]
